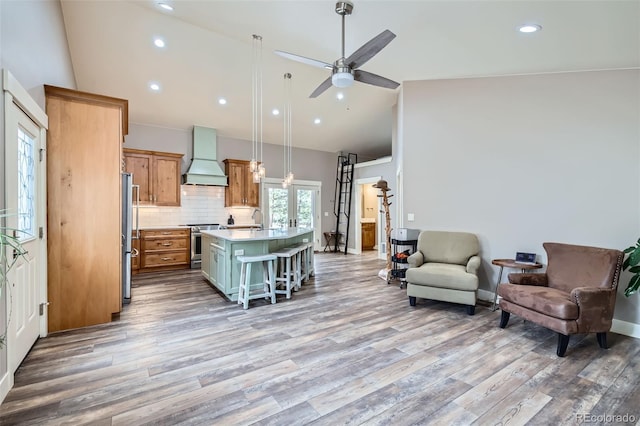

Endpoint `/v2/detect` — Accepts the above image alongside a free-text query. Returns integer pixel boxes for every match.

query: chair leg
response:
[596,332,608,349]
[409,296,416,306]
[466,305,475,316]
[557,334,570,357]
[499,310,510,328]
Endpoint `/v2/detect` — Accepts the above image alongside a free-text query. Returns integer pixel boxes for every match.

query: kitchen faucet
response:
[252,208,263,229]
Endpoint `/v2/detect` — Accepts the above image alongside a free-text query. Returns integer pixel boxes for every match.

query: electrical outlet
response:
[234,249,244,256]
[408,213,415,221]
[324,212,329,216]
[302,238,309,243]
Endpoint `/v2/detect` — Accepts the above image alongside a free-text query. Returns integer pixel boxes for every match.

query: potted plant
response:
[623,238,640,297]
[0,210,27,348]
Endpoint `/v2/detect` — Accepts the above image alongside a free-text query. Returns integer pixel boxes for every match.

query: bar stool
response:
[272,246,302,299]
[237,254,277,310]
[292,242,315,283]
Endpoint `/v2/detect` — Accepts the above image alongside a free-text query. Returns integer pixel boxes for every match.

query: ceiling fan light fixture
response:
[332,71,354,88]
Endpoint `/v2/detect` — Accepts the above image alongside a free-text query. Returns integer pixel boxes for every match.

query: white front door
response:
[4,81,46,374]
[262,180,322,250]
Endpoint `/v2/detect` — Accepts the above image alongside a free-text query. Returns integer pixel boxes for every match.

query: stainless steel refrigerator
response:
[121,173,139,305]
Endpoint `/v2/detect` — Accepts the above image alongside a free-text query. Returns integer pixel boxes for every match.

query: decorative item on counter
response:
[227,215,235,225]
[373,179,393,281]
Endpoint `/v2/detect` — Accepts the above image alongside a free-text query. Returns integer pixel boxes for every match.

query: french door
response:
[262,180,321,250]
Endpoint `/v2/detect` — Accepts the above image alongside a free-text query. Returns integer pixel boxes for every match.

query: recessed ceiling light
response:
[218,97,227,105]
[149,82,161,92]
[314,118,321,125]
[272,108,280,116]
[157,2,173,11]
[153,38,165,48]
[336,92,344,100]
[519,24,542,33]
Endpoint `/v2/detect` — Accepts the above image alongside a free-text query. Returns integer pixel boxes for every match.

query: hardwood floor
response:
[1,252,639,425]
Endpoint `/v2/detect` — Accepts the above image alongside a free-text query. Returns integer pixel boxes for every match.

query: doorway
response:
[2,70,48,401]
[354,176,383,259]
[262,179,322,251]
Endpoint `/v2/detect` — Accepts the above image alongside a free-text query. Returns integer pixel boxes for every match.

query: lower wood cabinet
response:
[139,228,190,273]
[362,222,376,250]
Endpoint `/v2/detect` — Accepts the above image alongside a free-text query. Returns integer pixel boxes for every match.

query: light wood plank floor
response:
[1,252,639,425]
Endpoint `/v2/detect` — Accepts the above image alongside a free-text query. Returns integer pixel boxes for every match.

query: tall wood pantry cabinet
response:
[45,85,128,332]
[123,148,182,206]
[223,159,259,207]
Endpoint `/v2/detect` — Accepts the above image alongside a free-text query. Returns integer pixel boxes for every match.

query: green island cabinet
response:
[201,228,314,301]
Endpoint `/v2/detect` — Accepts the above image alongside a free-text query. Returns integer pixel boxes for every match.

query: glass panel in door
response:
[294,186,315,229]
[264,184,290,229]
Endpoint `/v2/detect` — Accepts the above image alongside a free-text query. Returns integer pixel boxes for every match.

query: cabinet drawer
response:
[142,237,189,251]
[142,229,189,238]
[142,251,189,267]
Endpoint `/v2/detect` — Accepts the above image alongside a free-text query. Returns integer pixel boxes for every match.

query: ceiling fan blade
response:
[345,29,396,70]
[274,50,333,69]
[309,76,333,98]
[354,70,400,90]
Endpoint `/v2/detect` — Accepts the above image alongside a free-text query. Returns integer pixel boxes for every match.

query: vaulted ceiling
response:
[60,0,639,160]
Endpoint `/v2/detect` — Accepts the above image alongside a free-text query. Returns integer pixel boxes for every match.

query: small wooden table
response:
[491,258,543,311]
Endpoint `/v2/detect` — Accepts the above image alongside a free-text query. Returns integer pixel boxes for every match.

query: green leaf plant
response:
[0,210,28,348]
[622,238,640,297]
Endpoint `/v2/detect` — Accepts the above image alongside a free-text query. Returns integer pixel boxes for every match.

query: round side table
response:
[491,259,543,311]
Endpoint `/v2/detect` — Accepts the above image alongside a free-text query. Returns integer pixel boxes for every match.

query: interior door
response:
[4,101,43,372]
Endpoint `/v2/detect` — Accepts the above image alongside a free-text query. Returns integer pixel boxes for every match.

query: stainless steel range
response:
[187,224,220,268]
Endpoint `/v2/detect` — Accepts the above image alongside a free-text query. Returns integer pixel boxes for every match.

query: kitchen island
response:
[201,227,314,301]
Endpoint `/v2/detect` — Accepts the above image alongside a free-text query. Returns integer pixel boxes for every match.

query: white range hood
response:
[183,126,228,186]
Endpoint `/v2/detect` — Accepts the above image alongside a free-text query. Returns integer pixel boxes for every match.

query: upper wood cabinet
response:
[45,85,127,332]
[123,148,183,206]
[223,159,259,207]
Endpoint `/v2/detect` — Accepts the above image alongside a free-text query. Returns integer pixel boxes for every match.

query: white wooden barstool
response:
[237,254,277,310]
[292,242,315,283]
[272,246,302,299]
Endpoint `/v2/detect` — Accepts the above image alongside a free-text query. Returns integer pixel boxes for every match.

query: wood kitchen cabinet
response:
[45,85,127,332]
[223,159,259,207]
[362,222,376,250]
[123,148,183,206]
[139,228,190,273]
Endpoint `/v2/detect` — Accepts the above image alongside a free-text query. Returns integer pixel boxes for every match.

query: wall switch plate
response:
[302,238,309,243]
[407,213,415,221]
[234,249,244,256]
[324,212,329,216]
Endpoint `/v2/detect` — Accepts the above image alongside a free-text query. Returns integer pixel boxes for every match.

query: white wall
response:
[400,69,640,325]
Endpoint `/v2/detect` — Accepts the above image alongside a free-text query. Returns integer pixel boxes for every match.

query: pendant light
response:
[282,73,294,188]
[250,34,265,183]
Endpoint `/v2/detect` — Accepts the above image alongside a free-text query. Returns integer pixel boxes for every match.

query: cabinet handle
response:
[161,232,171,235]
[162,242,173,246]
[161,257,172,261]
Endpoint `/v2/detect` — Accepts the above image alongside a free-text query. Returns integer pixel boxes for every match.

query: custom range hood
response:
[183,126,228,186]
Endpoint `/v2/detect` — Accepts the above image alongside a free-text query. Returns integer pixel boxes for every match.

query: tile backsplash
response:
[137,185,259,227]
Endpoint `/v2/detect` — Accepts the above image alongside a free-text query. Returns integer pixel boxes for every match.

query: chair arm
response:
[466,255,481,274]
[571,287,617,331]
[508,273,548,286]
[571,287,616,306]
[407,251,424,268]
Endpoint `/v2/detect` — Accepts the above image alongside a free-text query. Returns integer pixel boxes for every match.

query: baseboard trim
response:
[477,289,494,304]
[611,319,640,339]
[0,370,12,404]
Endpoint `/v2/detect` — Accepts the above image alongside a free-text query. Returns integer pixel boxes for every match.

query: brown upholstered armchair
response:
[498,242,623,357]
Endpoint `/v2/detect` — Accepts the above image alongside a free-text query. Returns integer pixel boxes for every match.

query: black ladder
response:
[333,153,357,254]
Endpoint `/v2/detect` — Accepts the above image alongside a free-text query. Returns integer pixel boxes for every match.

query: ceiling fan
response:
[275,1,400,98]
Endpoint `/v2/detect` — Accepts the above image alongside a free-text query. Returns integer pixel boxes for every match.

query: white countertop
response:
[202,227,313,242]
